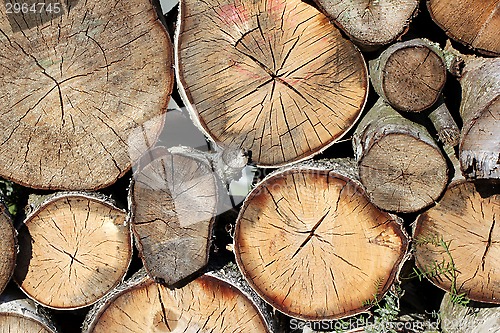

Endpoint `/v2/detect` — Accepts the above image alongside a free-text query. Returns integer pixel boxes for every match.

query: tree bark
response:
[369,39,447,113]
[439,293,500,333]
[312,0,418,50]
[413,180,500,304]
[175,0,368,167]
[14,193,132,309]
[0,293,59,333]
[0,202,16,295]
[82,267,274,332]
[234,158,409,320]
[0,0,173,190]
[458,57,500,180]
[352,98,448,213]
[428,97,460,147]
[427,0,500,56]
[130,146,221,286]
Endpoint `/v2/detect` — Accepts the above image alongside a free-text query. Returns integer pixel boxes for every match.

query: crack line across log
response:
[291,209,330,258]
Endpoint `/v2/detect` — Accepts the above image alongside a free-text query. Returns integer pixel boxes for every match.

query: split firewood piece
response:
[82,269,272,333]
[234,159,409,320]
[312,0,418,50]
[458,57,500,180]
[427,0,500,56]
[440,293,500,333]
[413,180,499,304]
[0,295,58,333]
[14,193,132,309]
[0,202,16,295]
[130,146,221,286]
[175,0,368,167]
[428,97,460,147]
[352,98,448,213]
[0,0,173,190]
[369,39,447,113]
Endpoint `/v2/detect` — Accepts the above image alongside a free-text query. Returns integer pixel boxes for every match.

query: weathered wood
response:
[130,146,219,286]
[428,98,460,147]
[427,0,500,56]
[14,193,132,309]
[175,0,368,167]
[0,294,58,333]
[0,0,173,190]
[440,293,500,333]
[312,0,418,49]
[82,268,273,332]
[0,202,16,295]
[234,159,409,320]
[458,57,500,180]
[413,180,500,304]
[369,39,447,112]
[353,98,448,213]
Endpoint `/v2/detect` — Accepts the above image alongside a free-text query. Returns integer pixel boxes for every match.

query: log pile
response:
[0,0,498,332]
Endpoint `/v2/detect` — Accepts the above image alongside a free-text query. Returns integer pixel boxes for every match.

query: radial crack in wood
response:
[313,0,418,49]
[234,160,408,320]
[83,270,271,332]
[130,146,219,286]
[14,193,132,309]
[414,180,500,304]
[175,0,368,167]
[427,0,500,56]
[353,98,448,213]
[0,0,174,190]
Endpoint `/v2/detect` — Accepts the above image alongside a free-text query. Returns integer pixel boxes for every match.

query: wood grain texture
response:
[83,270,270,333]
[234,161,408,320]
[414,180,500,304]
[131,146,218,286]
[0,296,58,333]
[14,193,132,309]
[0,202,16,295]
[313,0,418,48]
[175,0,368,167]
[427,0,500,56]
[353,98,448,213]
[459,57,500,180]
[0,0,173,190]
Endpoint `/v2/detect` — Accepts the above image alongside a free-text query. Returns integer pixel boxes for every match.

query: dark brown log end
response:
[234,165,408,320]
[0,203,16,295]
[176,0,368,167]
[131,146,218,287]
[414,180,500,304]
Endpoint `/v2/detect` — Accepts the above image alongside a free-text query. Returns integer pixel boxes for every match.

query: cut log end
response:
[427,0,500,56]
[414,180,500,304]
[0,0,173,190]
[131,146,218,286]
[176,0,368,167]
[0,296,58,333]
[235,164,408,320]
[313,0,419,48]
[14,194,132,309]
[0,203,16,295]
[370,39,447,112]
[84,271,271,332]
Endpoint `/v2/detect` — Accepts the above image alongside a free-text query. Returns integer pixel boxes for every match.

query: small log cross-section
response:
[0,202,16,295]
[14,193,132,309]
[414,180,500,304]
[83,270,271,333]
[130,146,219,286]
[459,57,500,180]
[312,0,418,49]
[0,296,58,333]
[176,0,368,167]
[0,0,174,190]
[353,98,448,213]
[234,160,408,320]
[369,39,447,113]
[427,0,500,56]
